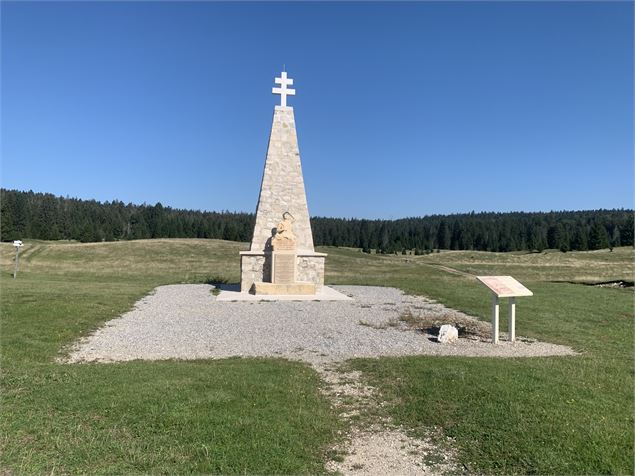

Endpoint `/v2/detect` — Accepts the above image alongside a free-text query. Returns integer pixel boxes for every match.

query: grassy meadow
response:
[1,239,633,474]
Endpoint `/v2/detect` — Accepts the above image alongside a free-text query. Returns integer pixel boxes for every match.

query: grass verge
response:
[0,240,632,474]
[0,241,340,474]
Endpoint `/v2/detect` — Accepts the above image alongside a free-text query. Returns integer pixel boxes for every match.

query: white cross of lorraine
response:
[272,71,295,107]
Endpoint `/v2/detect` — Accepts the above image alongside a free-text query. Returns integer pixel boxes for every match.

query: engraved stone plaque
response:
[273,252,296,284]
[273,239,296,251]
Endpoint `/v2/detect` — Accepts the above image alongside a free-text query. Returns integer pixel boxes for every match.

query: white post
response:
[508,297,516,342]
[491,294,500,344]
[13,246,20,279]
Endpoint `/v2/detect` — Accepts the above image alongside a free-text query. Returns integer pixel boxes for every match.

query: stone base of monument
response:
[216,284,352,302]
[252,282,316,295]
[239,250,327,294]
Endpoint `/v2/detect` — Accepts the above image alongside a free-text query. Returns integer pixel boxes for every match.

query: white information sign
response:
[476,276,533,298]
[476,276,533,344]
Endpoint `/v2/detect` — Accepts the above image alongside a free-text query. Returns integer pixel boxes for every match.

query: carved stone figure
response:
[272,212,297,250]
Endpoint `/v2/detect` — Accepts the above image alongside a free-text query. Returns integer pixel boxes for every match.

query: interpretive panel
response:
[476,276,533,298]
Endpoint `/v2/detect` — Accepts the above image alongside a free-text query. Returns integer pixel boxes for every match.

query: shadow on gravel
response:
[203,276,241,292]
[216,283,240,292]
[402,312,492,342]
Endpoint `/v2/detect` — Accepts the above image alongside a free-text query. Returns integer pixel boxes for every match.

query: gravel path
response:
[320,366,459,476]
[326,425,456,476]
[64,284,575,364]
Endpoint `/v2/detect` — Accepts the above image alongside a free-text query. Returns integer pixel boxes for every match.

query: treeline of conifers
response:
[1,189,633,253]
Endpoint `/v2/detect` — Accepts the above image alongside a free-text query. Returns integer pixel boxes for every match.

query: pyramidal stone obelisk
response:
[240,71,326,294]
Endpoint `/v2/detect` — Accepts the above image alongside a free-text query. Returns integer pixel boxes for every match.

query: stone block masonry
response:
[241,252,325,293]
[250,106,314,254]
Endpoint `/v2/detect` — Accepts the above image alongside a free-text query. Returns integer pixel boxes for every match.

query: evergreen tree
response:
[609,226,621,251]
[620,214,634,247]
[558,224,570,252]
[379,223,389,252]
[78,220,95,243]
[547,225,559,249]
[0,192,15,240]
[588,222,609,250]
[437,221,450,250]
[571,225,588,251]
[359,219,370,251]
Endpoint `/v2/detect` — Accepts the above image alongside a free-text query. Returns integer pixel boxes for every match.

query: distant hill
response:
[1,188,632,253]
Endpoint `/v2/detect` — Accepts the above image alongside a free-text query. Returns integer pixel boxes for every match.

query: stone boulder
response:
[438,324,459,344]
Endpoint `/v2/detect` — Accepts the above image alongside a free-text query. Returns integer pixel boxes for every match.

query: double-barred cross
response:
[272,71,295,107]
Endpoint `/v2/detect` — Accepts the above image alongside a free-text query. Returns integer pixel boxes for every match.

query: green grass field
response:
[1,239,633,474]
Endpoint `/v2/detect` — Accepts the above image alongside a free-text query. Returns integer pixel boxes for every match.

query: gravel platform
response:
[64,285,576,364]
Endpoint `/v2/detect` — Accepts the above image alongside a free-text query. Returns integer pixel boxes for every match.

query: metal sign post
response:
[12,240,23,278]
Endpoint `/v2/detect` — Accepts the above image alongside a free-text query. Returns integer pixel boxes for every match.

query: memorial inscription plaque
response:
[273,252,296,284]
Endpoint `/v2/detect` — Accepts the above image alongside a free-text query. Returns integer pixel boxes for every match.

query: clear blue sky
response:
[2,1,633,219]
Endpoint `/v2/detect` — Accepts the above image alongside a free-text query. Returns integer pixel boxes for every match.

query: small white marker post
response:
[491,294,500,344]
[508,297,516,341]
[12,240,23,279]
[272,71,295,107]
[477,276,532,344]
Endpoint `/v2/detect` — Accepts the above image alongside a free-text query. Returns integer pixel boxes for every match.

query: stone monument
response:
[240,71,326,294]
